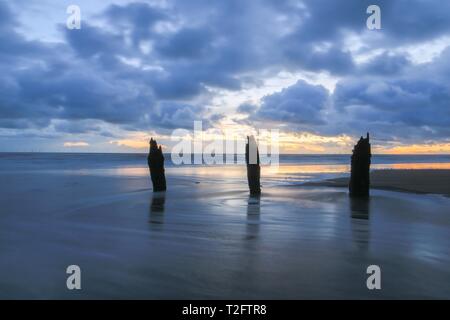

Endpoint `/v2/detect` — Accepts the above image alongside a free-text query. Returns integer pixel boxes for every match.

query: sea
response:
[1,152,449,184]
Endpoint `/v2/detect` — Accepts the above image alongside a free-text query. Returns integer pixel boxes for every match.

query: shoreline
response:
[301,169,450,197]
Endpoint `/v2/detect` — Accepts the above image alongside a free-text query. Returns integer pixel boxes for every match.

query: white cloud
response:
[63,141,89,147]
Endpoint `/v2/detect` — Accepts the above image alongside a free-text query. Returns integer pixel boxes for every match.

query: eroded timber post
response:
[349,132,371,197]
[148,138,167,192]
[246,136,261,196]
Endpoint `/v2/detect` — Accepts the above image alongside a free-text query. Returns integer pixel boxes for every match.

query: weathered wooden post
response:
[245,135,261,195]
[148,138,167,192]
[349,133,371,197]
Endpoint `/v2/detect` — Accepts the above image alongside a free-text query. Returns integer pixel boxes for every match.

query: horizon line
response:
[1,151,450,156]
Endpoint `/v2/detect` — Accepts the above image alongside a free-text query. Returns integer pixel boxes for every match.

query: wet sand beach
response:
[303,169,450,196]
[0,154,450,299]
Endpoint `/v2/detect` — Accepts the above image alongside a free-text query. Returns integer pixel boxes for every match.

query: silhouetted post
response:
[349,133,371,197]
[245,136,261,195]
[148,138,167,192]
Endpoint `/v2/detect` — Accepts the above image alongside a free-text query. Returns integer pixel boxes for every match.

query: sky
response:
[1,0,450,154]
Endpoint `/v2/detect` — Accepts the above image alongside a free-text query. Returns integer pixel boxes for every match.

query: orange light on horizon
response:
[374,143,450,155]
[107,127,450,156]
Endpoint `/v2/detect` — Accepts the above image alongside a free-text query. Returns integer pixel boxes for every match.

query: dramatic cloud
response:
[255,80,329,125]
[358,52,412,76]
[244,46,450,142]
[237,103,258,114]
[1,0,450,151]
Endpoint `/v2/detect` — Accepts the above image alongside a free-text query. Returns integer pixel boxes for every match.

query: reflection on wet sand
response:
[350,197,370,250]
[246,195,260,240]
[149,192,166,225]
[350,197,370,220]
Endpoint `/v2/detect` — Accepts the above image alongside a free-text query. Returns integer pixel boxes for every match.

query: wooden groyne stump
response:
[246,136,261,196]
[148,138,167,192]
[349,133,371,197]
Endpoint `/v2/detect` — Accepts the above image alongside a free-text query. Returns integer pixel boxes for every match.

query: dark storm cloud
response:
[237,103,258,114]
[0,4,155,130]
[245,45,450,141]
[332,78,450,140]
[53,120,102,134]
[378,0,450,43]
[283,0,450,46]
[278,0,450,73]
[155,27,215,60]
[1,57,155,125]
[64,24,125,59]
[254,80,329,125]
[0,2,16,28]
[150,69,205,100]
[358,52,412,76]
[104,2,167,46]
[283,44,356,75]
[152,102,207,130]
[332,46,450,140]
[1,0,450,145]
